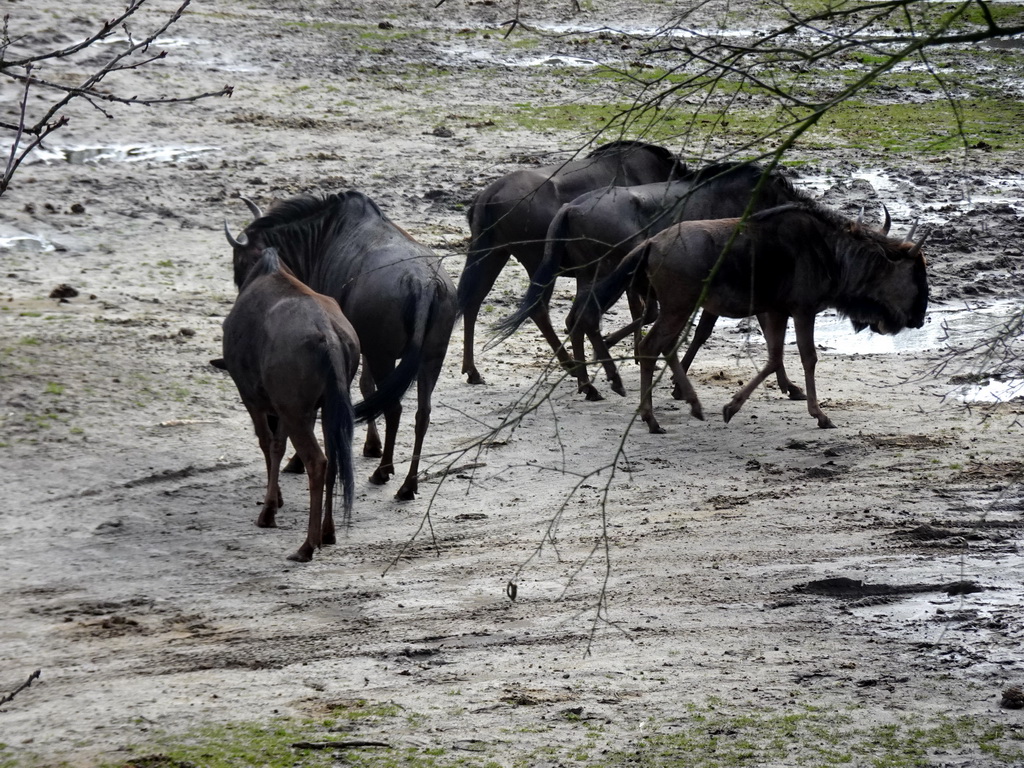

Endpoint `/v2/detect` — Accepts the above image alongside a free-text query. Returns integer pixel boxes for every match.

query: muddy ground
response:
[1,0,1023,765]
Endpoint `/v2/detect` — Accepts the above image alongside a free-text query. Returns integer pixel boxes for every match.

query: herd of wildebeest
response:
[216,140,930,562]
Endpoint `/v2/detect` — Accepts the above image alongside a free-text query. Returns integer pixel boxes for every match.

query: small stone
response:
[49,284,79,300]
[1001,686,1024,709]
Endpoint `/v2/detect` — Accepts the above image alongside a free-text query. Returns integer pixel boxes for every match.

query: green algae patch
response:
[598,703,1024,768]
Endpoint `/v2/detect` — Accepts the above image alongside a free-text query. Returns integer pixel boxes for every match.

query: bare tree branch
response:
[0,0,232,198]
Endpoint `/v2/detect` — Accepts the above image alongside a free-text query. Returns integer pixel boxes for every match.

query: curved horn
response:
[906,218,919,243]
[224,220,248,248]
[880,203,891,235]
[908,229,929,258]
[240,196,263,220]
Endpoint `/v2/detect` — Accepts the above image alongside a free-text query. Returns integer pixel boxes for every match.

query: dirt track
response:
[1,1,1023,765]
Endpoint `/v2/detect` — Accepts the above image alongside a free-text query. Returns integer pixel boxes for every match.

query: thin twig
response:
[0,670,41,708]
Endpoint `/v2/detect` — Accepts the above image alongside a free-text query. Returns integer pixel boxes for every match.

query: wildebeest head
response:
[837,215,929,335]
[224,197,267,288]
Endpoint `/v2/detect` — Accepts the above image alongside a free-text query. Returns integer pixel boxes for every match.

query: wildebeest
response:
[224,190,458,500]
[457,140,682,385]
[492,162,829,400]
[578,202,928,433]
[221,247,359,563]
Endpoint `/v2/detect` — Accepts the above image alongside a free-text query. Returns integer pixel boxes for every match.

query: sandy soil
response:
[1,1,1023,765]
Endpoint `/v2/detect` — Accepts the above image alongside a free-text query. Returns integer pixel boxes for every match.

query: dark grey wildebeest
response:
[579,202,928,433]
[492,162,843,401]
[221,247,360,562]
[225,191,457,501]
[458,140,682,385]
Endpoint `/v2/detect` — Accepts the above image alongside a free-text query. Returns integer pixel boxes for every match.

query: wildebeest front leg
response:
[286,425,328,563]
[762,314,806,401]
[722,311,789,424]
[792,313,835,429]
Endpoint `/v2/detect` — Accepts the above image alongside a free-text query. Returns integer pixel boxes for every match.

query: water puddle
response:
[799,169,1024,224]
[953,377,1024,403]
[515,53,601,68]
[721,300,1022,357]
[0,234,57,253]
[849,575,1024,649]
[25,144,219,166]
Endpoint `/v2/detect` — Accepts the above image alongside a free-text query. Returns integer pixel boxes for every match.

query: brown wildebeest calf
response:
[225,191,457,501]
[579,202,929,433]
[221,247,360,562]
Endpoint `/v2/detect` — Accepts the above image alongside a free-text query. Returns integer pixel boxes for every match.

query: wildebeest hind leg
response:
[675,310,718,400]
[459,248,511,385]
[569,324,603,401]
[396,356,442,501]
[585,328,625,398]
[637,316,699,433]
[281,449,304,474]
[369,401,400,485]
[358,361,383,458]
[250,409,286,528]
[286,426,328,563]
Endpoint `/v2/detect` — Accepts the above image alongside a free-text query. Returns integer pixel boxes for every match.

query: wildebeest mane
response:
[254,191,386,237]
[239,247,284,289]
[682,162,816,205]
[586,139,675,162]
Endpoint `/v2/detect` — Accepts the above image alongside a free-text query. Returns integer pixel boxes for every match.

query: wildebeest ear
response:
[210,358,227,370]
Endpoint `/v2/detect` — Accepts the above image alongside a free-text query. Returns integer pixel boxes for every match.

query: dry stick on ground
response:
[0,669,41,708]
[291,740,391,750]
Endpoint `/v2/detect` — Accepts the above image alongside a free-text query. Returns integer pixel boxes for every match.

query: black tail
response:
[352,290,434,422]
[322,344,356,517]
[572,240,652,331]
[488,207,571,348]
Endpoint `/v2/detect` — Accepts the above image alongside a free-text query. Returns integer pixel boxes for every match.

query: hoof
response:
[256,510,278,528]
[395,485,417,501]
[322,531,336,546]
[466,371,485,385]
[787,387,807,402]
[281,454,304,474]
[722,404,739,424]
[363,444,383,459]
[287,548,313,563]
[642,415,666,434]
[817,417,837,429]
[369,467,393,485]
[583,387,604,402]
[671,384,684,401]
[691,404,705,421]
[611,380,626,397]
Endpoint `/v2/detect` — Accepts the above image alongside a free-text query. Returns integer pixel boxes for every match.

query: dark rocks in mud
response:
[1002,686,1024,709]
[49,283,79,300]
[792,576,985,599]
